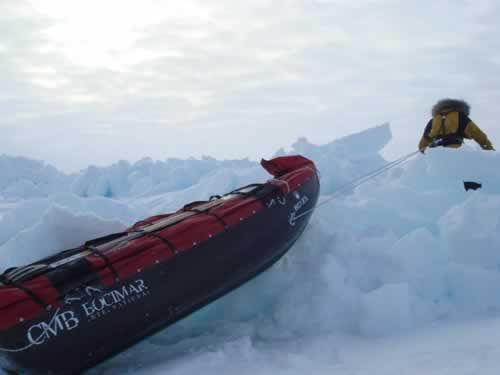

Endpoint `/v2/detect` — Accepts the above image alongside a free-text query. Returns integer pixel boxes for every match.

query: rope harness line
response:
[294,150,420,221]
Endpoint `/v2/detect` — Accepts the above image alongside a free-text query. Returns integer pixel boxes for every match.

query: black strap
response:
[182,207,228,228]
[429,135,464,148]
[458,112,469,137]
[203,211,228,228]
[137,231,178,255]
[228,184,264,196]
[429,112,464,148]
[182,201,209,211]
[0,274,48,309]
[131,220,153,228]
[84,232,128,248]
[87,246,119,281]
[179,196,229,228]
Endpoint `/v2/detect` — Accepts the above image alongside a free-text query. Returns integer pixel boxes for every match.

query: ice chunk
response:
[359,283,411,337]
[0,205,125,269]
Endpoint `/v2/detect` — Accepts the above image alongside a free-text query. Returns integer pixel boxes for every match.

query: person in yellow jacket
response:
[418,99,494,153]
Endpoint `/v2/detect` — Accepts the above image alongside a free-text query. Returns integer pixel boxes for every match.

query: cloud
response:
[1,0,500,171]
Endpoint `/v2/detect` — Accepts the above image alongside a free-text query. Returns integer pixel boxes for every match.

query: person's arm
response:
[418,120,433,153]
[462,115,494,150]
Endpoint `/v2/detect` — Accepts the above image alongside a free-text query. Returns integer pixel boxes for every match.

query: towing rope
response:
[295,150,421,220]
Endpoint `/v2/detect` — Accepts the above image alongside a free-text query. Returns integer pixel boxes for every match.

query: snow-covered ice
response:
[2,123,500,374]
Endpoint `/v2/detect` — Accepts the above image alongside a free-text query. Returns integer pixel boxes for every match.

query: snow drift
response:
[2,123,500,374]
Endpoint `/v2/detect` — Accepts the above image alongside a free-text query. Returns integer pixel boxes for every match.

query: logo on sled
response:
[289,195,310,226]
[27,309,79,346]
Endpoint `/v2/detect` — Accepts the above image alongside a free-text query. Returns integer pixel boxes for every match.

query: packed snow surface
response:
[2,123,500,374]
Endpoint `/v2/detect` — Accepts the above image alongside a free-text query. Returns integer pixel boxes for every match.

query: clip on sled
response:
[0,155,320,374]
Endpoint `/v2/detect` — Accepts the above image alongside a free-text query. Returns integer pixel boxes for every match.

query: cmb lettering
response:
[27,309,79,345]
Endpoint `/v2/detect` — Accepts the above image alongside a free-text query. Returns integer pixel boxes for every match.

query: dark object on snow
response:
[464,181,482,191]
[0,155,319,375]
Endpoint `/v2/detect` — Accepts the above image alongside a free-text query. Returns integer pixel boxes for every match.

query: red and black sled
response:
[0,155,320,374]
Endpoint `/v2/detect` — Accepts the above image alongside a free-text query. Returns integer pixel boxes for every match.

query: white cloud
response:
[1,0,500,171]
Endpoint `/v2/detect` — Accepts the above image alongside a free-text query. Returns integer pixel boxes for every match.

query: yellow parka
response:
[418,99,494,152]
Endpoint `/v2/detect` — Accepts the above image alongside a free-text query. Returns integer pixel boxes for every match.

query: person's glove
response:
[481,143,494,150]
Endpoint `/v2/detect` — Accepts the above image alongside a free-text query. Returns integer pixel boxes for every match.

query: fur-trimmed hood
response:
[432,99,470,116]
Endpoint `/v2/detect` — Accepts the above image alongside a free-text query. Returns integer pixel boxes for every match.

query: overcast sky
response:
[1,0,499,172]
